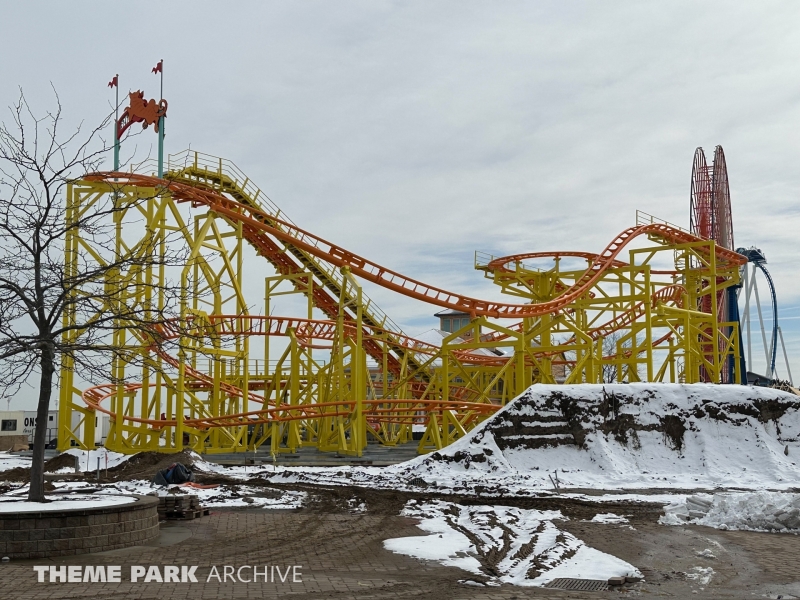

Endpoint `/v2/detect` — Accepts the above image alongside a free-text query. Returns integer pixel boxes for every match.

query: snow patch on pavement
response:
[661,492,800,532]
[384,500,640,586]
[686,566,714,586]
[589,513,629,524]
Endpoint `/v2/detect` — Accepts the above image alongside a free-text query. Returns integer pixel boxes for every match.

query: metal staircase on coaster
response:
[58,150,748,456]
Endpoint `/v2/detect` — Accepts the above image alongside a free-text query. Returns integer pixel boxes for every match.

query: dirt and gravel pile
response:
[43,453,78,472]
[0,453,72,482]
[101,450,202,482]
[0,466,30,482]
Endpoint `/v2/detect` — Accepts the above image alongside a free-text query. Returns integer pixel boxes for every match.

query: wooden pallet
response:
[158,507,210,521]
[157,495,209,520]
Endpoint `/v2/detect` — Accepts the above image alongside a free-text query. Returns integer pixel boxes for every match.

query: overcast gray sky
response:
[2,2,799,408]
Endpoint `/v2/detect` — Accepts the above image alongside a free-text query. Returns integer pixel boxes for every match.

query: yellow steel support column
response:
[341,267,366,456]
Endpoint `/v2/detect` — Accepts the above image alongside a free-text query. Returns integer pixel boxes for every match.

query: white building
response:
[23,411,58,445]
[0,410,110,448]
[0,410,59,446]
[0,411,25,437]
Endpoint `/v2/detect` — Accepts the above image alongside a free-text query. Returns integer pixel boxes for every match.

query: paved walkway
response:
[3,501,800,599]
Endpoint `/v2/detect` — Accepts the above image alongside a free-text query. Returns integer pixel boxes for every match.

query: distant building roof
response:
[434,309,470,317]
[412,329,505,357]
[747,371,775,386]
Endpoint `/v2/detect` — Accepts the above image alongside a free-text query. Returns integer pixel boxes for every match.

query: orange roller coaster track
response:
[84,172,746,318]
[58,151,745,456]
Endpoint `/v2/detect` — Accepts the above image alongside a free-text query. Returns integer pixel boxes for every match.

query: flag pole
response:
[113,74,120,171]
[157,60,164,178]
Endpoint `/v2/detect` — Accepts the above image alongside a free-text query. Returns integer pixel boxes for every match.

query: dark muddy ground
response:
[257,481,800,598]
[4,458,800,598]
[178,473,800,597]
[5,478,800,599]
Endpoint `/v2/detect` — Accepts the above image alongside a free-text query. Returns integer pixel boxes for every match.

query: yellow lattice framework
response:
[58,151,745,456]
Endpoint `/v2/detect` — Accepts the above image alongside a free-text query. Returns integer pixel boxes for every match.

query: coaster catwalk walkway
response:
[59,151,746,456]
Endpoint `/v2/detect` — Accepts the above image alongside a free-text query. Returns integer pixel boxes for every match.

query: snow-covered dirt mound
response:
[391,383,800,491]
[661,492,800,532]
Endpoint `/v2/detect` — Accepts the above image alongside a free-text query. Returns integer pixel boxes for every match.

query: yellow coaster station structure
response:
[58,150,747,456]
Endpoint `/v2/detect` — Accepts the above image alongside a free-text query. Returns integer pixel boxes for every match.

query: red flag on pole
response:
[152,60,163,74]
[108,75,118,88]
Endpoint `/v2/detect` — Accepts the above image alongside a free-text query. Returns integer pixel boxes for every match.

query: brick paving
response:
[713,528,800,582]
[1,504,800,599]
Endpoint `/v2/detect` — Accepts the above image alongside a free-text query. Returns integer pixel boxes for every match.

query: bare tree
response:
[0,88,186,501]
[560,330,645,383]
[600,331,646,383]
[600,331,624,384]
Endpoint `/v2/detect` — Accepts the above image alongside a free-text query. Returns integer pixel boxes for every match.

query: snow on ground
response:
[0,454,305,510]
[0,449,132,474]
[261,384,800,497]
[589,513,629,524]
[0,494,137,512]
[1,479,305,510]
[0,451,30,471]
[0,449,302,510]
[62,448,131,472]
[661,492,800,532]
[43,477,306,509]
[561,492,688,504]
[388,384,800,492]
[2,383,797,512]
[107,480,305,509]
[384,500,640,586]
[686,566,714,586]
